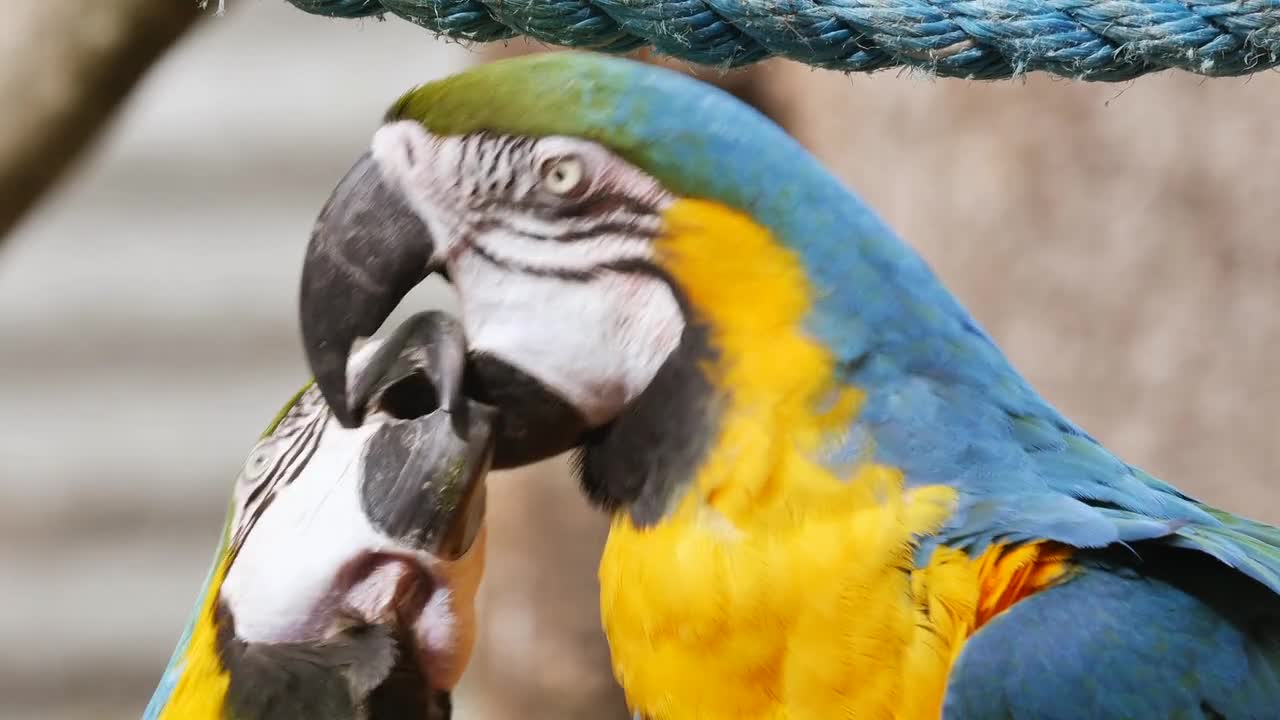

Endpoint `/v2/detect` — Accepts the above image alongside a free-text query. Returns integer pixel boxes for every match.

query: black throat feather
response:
[575,321,721,527]
[215,602,451,720]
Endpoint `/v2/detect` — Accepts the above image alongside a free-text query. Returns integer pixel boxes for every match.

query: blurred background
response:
[1,2,1277,718]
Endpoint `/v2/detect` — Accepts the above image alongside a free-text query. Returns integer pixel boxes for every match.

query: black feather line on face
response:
[540,192,657,221]
[229,406,329,565]
[476,216,656,245]
[458,222,670,284]
[458,232,598,282]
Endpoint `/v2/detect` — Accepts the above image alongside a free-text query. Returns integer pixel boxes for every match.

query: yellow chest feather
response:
[599,460,1067,720]
[597,200,1067,719]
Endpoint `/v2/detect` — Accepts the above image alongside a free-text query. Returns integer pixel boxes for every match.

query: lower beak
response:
[352,311,494,560]
[300,151,437,428]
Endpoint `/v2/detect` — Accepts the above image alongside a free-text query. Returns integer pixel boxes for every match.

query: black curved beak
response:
[300,151,437,429]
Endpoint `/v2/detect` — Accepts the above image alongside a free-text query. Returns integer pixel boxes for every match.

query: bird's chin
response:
[330,542,482,692]
[332,550,440,630]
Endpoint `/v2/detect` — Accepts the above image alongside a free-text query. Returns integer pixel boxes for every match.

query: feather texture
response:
[606,196,1279,718]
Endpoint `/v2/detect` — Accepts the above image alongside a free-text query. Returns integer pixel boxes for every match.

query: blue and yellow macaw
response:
[144,312,493,719]
[295,53,1280,718]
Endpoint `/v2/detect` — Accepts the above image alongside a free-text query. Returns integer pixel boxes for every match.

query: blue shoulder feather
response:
[827,318,1280,597]
[944,553,1280,719]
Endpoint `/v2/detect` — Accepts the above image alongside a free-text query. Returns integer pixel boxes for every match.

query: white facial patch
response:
[371,124,689,425]
[453,256,684,426]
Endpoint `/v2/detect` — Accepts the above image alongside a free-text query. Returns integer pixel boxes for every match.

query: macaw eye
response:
[242,443,276,482]
[539,155,586,196]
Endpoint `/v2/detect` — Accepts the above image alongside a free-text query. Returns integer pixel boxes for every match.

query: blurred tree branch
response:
[0,0,202,246]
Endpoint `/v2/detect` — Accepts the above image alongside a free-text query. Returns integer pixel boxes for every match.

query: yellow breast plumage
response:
[596,200,1068,720]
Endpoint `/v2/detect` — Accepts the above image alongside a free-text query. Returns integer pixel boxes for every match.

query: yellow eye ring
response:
[540,155,586,196]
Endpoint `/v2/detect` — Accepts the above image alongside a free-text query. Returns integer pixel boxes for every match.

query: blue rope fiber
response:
[286,0,1280,80]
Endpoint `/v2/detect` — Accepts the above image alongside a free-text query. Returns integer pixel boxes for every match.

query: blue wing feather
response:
[944,554,1280,719]
[794,226,1280,716]
[826,334,1280,597]
[814,295,1280,712]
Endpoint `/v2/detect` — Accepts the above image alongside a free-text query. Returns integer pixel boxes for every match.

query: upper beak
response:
[300,150,436,428]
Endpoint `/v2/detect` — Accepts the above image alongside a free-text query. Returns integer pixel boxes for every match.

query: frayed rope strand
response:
[284,0,1280,80]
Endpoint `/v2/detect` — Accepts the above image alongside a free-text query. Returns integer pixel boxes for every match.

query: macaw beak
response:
[300,148,593,469]
[352,311,492,561]
[300,150,438,429]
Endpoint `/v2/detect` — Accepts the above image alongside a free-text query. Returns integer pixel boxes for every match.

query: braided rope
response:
[287,0,1280,80]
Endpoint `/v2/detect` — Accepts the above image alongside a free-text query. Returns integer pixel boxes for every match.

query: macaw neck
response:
[578,197,1048,527]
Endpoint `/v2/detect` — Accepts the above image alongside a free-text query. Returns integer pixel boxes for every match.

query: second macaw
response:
[295,53,1280,718]
[144,312,492,719]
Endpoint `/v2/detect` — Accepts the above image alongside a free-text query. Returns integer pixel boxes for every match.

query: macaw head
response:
[148,312,493,719]
[299,52,979,523]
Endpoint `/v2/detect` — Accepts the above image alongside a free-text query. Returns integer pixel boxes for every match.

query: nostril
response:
[379,372,440,420]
